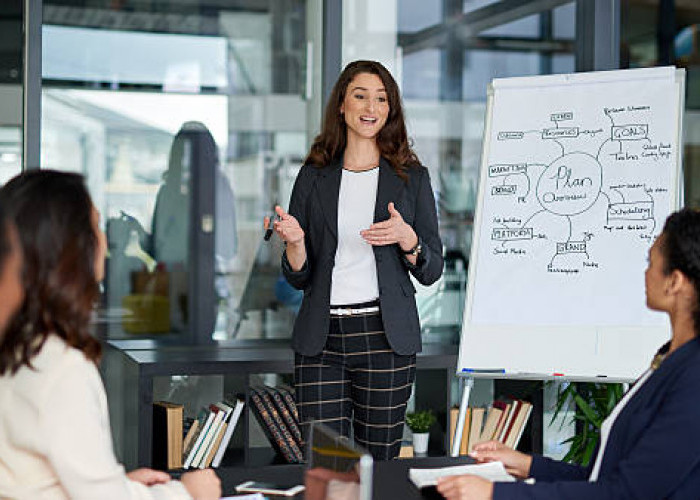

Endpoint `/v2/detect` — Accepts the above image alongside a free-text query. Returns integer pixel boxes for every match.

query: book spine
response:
[497,403,514,443]
[501,400,522,446]
[510,402,533,449]
[212,399,245,468]
[479,407,500,443]
[202,422,227,468]
[277,386,300,423]
[169,405,184,469]
[182,419,200,458]
[491,401,509,442]
[249,389,297,463]
[184,409,215,469]
[192,408,223,468]
[468,407,484,453]
[268,386,304,446]
[258,388,304,462]
[459,408,470,455]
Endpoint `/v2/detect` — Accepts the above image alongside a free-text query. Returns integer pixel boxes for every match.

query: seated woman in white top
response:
[0,170,220,500]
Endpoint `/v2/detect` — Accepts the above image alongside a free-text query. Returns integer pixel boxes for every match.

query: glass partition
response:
[621,0,700,207]
[40,0,319,342]
[0,0,23,180]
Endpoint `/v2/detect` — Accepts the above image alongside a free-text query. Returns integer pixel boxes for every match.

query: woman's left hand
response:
[436,475,493,500]
[361,202,417,251]
[126,468,171,486]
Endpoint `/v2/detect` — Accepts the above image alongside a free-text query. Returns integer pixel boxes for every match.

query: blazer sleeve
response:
[400,166,443,286]
[281,165,313,290]
[494,365,700,500]
[528,454,590,482]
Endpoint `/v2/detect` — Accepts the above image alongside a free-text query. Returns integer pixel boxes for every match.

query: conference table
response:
[217,455,474,499]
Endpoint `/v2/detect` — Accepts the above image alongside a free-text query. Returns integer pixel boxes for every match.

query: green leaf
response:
[582,435,599,466]
[573,393,602,428]
[550,383,575,427]
[555,382,624,464]
[405,409,436,433]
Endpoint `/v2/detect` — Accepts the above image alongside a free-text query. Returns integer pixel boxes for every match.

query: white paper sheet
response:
[409,461,516,488]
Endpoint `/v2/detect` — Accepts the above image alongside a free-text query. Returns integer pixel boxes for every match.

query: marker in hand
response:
[264,205,305,247]
[264,212,278,241]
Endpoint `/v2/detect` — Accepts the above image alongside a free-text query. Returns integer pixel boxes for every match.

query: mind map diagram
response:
[485,105,673,273]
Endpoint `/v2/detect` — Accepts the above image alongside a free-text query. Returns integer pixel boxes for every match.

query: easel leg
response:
[451,377,474,457]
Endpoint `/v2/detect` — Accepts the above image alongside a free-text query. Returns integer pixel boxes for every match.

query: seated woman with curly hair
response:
[0,170,220,500]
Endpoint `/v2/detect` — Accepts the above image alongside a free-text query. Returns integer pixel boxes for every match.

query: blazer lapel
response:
[374,157,405,223]
[317,157,343,240]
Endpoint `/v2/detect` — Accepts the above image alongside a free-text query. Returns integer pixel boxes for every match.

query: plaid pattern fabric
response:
[294,306,416,460]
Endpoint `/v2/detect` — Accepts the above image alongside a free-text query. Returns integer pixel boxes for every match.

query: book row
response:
[449,399,533,455]
[152,396,245,470]
[152,385,304,470]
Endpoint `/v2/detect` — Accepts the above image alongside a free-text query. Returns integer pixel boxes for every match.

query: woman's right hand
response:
[470,441,532,479]
[264,205,304,246]
[180,469,221,500]
[265,205,307,272]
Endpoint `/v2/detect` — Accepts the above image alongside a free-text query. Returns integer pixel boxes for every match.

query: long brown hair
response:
[305,60,419,177]
[0,170,101,374]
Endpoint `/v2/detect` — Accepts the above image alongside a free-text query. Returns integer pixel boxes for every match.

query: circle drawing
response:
[536,152,602,216]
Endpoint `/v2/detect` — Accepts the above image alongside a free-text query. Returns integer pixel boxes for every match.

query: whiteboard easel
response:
[451,67,686,456]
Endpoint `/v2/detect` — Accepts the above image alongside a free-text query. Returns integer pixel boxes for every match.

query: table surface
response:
[217,455,474,499]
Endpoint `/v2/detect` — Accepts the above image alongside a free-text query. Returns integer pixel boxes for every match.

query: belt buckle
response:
[330,307,350,316]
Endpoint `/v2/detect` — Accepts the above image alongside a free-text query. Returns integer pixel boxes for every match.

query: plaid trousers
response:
[294,303,416,460]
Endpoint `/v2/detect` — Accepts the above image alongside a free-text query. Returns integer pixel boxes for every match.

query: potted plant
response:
[405,409,436,455]
[552,382,624,465]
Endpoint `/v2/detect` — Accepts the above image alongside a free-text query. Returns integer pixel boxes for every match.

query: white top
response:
[330,167,380,305]
[589,369,653,481]
[0,335,191,500]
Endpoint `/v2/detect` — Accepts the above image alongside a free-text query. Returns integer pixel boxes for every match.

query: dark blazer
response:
[281,157,443,356]
[494,337,700,499]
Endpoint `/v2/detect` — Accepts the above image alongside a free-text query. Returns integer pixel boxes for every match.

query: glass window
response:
[41,0,319,343]
[621,0,700,206]
[0,0,23,181]
[553,2,576,39]
[480,14,540,38]
[398,0,442,32]
[344,0,576,345]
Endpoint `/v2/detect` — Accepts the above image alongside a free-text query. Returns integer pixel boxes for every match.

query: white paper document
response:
[409,461,516,488]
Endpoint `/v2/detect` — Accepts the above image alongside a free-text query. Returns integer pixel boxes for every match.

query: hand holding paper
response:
[409,461,515,489]
[470,441,533,479]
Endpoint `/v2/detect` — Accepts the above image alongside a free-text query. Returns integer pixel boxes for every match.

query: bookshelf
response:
[101,340,458,469]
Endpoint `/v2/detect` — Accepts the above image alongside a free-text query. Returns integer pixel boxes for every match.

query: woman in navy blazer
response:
[265,60,443,459]
[437,208,700,499]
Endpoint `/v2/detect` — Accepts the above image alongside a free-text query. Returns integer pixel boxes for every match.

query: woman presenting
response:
[266,60,443,460]
[437,208,700,499]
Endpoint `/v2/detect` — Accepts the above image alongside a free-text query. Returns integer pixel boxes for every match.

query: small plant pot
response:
[412,432,429,455]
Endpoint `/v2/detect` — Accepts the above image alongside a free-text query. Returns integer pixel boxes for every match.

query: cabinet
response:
[101,340,457,469]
